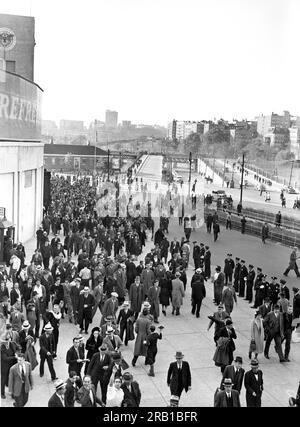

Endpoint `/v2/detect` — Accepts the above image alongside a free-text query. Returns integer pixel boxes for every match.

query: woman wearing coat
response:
[148,280,160,323]
[159,274,172,316]
[24,335,38,371]
[249,310,264,360]
[132,308,152,366]
[171,272,185,315]
[84,327,103,374]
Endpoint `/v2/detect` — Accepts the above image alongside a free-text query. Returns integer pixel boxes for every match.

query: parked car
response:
[285,185,299,194]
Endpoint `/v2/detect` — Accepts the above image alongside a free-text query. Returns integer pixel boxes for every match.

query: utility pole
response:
[107,149,110,181]
[288,160,294,187]
[222,157,226,187]
[188,151,192,196]
[239,153,245,205]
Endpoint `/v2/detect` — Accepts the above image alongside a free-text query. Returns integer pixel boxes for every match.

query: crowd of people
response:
[0,174,300,408]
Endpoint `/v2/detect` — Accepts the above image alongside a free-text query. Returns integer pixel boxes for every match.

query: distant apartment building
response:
[289,127,300,160]
[256,111,291,137]
[122,120,131,128]
[60,120,84,131]
[0,13,35,80]
[167,120,204,140]
[105,110,118,128]
[42,120,58,136]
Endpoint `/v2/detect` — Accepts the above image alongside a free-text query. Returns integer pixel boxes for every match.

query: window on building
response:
[5,60,16,73]
[24,170,33,188]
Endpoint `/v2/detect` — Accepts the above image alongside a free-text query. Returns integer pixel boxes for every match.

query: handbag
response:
[249,339,256,352]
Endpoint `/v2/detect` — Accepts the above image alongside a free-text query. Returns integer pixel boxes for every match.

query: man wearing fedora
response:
[220,356,245,394]
[100,291,119,327]
[214,378,241,407]
[39,322,57,381]
[263,304,285,362]
[77,285,95,334]
[167,351,191,400]
[224,254,235,286]
[117,301,134,345]
[121,372,141,407]
[87,344,111,403]
[171,271,185,316]
[244,359,263,407]
[8,352,33,407]
[283,246,300,278]
[19,321,35,354]
[48,379,67,407]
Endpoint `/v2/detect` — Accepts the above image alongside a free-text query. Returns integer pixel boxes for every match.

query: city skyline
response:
[1,0,299,126]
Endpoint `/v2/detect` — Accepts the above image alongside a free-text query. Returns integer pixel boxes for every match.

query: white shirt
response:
[33,285,43,298]
[19,363,26,375]
[106,386,124,407]
[89,389,94,405]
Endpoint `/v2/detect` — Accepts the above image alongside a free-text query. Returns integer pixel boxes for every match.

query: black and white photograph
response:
[1,0,300,410]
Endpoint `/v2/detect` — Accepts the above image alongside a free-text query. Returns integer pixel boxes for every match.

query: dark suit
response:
[191,277,206,317]
[77,384,102,407]
[258,303,271,319]
[87,352,111,403]
[244,369,263,407]
[19,329,35,354]
[39,332,57,380]
[77,293,95,333]
[167,361,191,398]
[214,389,241,407]
[121,381,141,407]
[220,365,245,393]
[264,311,284,360]
[117,308,134,344]
[48,392,65,407]
[66,345,85,376]
[64,378,79,407]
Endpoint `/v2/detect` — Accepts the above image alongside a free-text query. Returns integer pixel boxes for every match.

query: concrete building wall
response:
[0,14,35,81]
[0,142,44,243]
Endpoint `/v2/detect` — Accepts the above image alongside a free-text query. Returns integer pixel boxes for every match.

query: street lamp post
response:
[107,149,110,181]
[188,151,192,196]
[239,153,245,205]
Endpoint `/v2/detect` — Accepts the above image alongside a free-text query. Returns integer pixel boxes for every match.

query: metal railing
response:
[204,207,300,247]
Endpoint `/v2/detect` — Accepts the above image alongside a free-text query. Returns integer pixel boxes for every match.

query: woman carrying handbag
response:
[249,310,264,360]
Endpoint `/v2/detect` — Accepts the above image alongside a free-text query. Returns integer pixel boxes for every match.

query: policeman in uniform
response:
[192,241,201,270]
[233,257,241,293]
[268,276,280,308]
[224,254,235,285]
[238,260,248,298]
[245,264,256,303]
[204,246,211,280]
[251,268,264,308]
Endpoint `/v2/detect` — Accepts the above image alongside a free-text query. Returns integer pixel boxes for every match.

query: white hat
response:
[44,322,53,332]
[123,301,130,306]
[54,379,66,391]
[22,320,30,329]
[143,301,151,308]
[106,326,114,333]
[111,292,118,298]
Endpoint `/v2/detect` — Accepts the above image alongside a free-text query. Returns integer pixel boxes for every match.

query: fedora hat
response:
[175,351,184,359]
[223,378,233,386]
[44,322,53,332]
[234,356,243,364]
[250,359,259,367]
[54,379,66,391]
[111,292,118,298]
[22,320,30,329]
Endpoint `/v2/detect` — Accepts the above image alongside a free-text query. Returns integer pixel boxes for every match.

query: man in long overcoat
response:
[171,272,185,315]
[77,286,95,334]
[131,308,151,366]
[148,280,160,323]
[129,277,145,318]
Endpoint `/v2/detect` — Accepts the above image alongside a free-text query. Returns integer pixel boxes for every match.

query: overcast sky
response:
[2,0,300,126]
